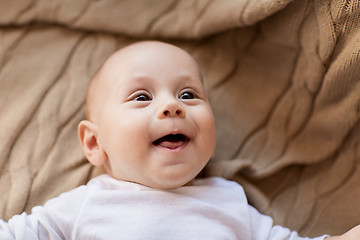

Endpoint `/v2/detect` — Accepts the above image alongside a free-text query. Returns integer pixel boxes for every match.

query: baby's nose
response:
[158,102,185,118]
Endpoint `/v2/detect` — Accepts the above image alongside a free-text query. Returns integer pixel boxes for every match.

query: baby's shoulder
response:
[194,177,245,193]
[43,183,90,209]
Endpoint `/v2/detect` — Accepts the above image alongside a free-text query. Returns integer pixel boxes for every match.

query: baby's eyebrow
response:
[115,77,153,97]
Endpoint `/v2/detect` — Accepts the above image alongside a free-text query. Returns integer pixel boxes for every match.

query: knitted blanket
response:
[0,0,359,237]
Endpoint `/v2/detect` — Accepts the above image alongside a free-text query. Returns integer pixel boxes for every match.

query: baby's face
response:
[92,42,216,189]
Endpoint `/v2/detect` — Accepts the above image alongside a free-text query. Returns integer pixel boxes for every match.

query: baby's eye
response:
[179,91,196,100]
[134,93,151,101]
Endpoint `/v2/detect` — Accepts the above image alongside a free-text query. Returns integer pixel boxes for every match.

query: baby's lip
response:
[152,133,190,150]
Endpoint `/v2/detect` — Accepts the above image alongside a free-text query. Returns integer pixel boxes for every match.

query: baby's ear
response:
[78,120,107,166]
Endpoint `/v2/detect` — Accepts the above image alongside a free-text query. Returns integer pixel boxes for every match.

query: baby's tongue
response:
[157,139,184,149]
[154,134,186,149]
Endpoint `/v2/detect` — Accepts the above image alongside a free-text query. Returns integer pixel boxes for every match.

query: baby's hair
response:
[85,64,103,121]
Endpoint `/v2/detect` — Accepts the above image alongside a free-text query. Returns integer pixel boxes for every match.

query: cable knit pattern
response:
[0,0,359,237]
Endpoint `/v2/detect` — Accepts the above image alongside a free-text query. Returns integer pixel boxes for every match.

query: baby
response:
[0,41,359,239]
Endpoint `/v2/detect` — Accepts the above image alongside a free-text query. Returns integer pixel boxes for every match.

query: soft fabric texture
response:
[0,0,359,237]
[0,175,327,240]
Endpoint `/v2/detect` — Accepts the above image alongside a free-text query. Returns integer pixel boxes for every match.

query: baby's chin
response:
[143,179,194,190]
[109,173,195,189]
[140,174,197,189]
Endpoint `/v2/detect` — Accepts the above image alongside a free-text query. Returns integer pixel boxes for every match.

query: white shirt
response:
[0,175,327,240]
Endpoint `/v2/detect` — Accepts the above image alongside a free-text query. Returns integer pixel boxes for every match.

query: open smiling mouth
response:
[153,134,190,150]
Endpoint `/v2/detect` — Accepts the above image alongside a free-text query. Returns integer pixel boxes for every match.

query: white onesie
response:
[0,175,327,240]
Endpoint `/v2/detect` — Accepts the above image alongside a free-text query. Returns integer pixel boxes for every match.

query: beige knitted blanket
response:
[0,0,359,237]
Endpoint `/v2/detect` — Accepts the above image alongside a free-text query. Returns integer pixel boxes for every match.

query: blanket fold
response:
[0,0,292,38]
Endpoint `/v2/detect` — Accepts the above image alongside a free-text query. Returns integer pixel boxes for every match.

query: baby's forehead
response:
[86,42,204,118]
[102,43,202,82]
[107,42,199,68]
